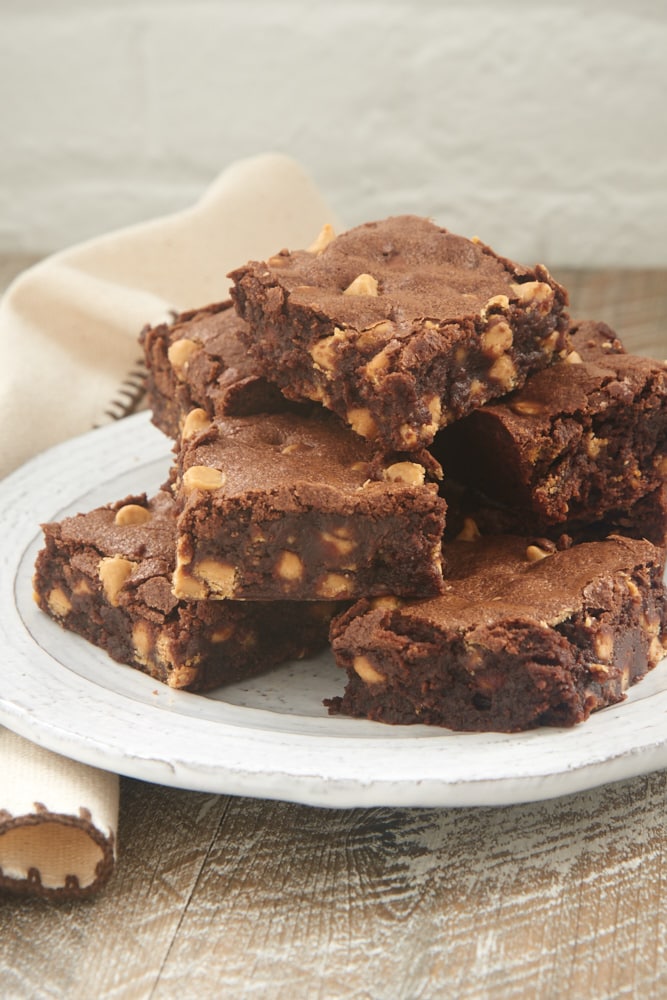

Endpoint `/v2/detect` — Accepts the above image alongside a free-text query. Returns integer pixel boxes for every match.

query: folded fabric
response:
[0,153,337,897]
[1,152,338,476]
[0,730,118,898]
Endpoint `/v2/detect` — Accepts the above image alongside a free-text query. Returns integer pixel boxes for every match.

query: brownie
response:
[172,409,447,602]
[434,320,667,534]
[327,534,667,732]
[569,319,626,359]
[443,481,667,548]
[33,491,335,692]
[140,301,289,438]
[229,215,570,452]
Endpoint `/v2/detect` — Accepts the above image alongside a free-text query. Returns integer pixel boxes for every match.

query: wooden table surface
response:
[1,256,666,1000]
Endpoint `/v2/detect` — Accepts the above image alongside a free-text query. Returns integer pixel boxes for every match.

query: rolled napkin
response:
[0,153,337,897]
[0,730,118,898]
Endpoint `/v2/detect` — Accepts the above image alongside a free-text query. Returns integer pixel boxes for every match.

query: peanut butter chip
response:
[343,273,379,297]
[182,466,226,491]
[47,587,72,618]
[211,625,235,643]
[649,636,665,666]
[320,530,357,556]
[510,399,545,417]
[346,407,378,439]
[364,347,391,382]
[276,551,305,582]
[588,662,609,677]
[541,331,563,355]
[481,321,513,358]
[168,664,200,689]
[488,354,517,388]
[356,322,395,354]
[372,595,403,610]
[132,621,153,664]
[484,294,510,312]
[353,655,386,685]
[382,462,426,486]
[316,573,354,598]
[172,565,208,600]
[594,631,614,662]
[196,559,237,597]
[469,378,485,399]
[99,555,136,606]
[397,423,420,449]
[510,281,554,308]
[114,504,152,527]
[309,335,337,372]
[308,223,336,254]
[586,434,606,458]
[525,544,552,563]
[168,338,199,378]
[426,394,442,425]
[182,408,212,440]
[456,518,481,542]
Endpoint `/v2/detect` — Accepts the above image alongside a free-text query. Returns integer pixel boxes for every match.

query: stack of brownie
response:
[33,216,667,732]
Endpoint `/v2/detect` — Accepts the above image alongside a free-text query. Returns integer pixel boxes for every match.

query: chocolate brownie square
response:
[328,534,667,732]
[140,301,289,438]
[172,409,447,602]
[435,321,667,535]
[33,491,334,692]
[229,215,570,451]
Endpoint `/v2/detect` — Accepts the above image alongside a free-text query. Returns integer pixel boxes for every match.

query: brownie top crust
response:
[49,491,175,563]
[140,299,253,384]
[143,301,255,376]
[397,534,661,629]
[176,409,441,501]
[498,338,665,421]
[181,301,248,361]
[231,215,556,336]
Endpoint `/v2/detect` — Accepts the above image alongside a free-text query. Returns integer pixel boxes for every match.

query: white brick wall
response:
[1,0,666,266]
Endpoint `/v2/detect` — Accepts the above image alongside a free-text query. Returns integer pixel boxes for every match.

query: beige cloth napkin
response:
[0,153,338,897]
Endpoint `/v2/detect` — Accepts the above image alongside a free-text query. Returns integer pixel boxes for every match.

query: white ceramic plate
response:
[1,412,666,808]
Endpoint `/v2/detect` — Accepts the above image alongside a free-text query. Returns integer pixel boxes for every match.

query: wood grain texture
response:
[556,267,667,358]
[2,774,667,999]
[148,776,667,1000]
[0,258,666,1000]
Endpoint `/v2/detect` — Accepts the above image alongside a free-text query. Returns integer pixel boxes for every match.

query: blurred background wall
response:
[1,0,665,266]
